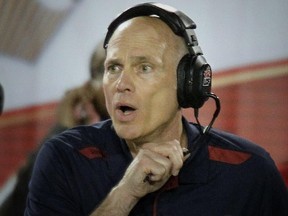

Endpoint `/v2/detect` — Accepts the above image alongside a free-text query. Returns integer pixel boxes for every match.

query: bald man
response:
[25,3,288,216]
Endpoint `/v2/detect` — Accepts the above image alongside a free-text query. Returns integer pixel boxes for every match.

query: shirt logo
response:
[79,147,105,159]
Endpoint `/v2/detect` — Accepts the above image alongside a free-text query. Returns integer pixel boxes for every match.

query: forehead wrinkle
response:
[107,39,166,67]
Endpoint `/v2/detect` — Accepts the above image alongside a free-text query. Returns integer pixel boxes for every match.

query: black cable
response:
[193,93,221,134]
[194,108,203,135]
[203,93,221,133]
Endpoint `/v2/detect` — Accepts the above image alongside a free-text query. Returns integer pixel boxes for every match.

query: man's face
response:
[103,17,182,144]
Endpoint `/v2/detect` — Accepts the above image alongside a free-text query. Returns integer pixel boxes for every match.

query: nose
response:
[116,70,135,93]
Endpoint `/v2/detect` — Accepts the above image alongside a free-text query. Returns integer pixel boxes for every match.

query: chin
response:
[113,124,140,140]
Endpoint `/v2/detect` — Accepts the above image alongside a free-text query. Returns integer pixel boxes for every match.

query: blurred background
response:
[0,0,287,204]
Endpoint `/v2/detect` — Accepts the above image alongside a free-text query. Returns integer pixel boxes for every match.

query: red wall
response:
[1,59,287,187]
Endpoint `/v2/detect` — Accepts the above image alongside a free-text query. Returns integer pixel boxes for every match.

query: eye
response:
[139,64,152,73]
[106,64,122,74]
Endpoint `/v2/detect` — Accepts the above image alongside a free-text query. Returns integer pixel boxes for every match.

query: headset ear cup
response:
[191,55,212,108]
[177,54,192,108]
[177,54,212,109]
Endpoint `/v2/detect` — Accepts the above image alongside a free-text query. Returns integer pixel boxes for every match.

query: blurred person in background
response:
[0,41,108,216]
[90,39,105,80]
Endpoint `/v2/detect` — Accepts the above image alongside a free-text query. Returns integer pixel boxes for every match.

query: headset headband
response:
[103,2,203,56]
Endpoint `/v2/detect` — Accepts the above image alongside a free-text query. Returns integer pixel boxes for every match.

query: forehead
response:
[106,17,174,54]
[111,16,172,39]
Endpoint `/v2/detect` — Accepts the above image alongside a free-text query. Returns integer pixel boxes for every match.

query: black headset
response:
[103,2,212,109]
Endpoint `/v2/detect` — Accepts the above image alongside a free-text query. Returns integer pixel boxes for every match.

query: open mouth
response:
[118,105,136,115]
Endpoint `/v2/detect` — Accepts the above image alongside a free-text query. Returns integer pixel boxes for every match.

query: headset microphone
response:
[194,93,221,134]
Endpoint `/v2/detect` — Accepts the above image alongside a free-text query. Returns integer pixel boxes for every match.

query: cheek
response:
[158,76,178,102]
[147,87,178,114]
[103,85,112,112]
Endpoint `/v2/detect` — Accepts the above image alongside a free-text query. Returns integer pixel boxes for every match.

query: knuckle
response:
[159,165,167,174]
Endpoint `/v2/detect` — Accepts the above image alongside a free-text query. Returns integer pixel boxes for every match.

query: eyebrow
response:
[104,55,162,68]
[130,56,162,66]
[104,58,120,68]
[131,56,149,62]
[105,56,150,65]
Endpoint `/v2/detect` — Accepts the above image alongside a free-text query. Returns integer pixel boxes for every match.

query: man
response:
[25,3,288,216]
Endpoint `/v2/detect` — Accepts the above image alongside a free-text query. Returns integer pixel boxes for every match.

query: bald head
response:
[107,16,188,66]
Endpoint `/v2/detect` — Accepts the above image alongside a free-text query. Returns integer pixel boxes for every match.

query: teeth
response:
[119,106,134,115]
[123,110,131,115]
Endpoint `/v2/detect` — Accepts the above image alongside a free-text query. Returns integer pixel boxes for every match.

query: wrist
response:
[90,183,139,216]
[112,181,140,208]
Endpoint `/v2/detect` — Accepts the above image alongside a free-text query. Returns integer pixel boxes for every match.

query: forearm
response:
[90,182,139,216]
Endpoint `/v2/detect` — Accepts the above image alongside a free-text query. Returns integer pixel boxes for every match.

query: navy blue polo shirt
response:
[25,119,288,216]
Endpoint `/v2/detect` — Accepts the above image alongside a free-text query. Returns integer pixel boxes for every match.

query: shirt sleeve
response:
[25,139,82,216]
[260,157,288,216]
